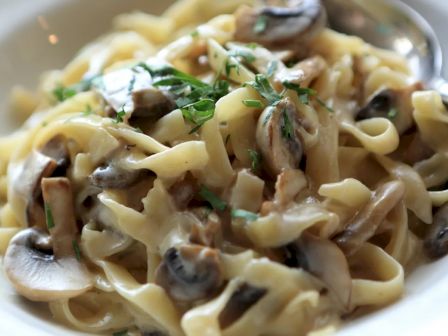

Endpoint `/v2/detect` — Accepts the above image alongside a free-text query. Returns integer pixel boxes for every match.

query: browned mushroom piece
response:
[218,282,267,329]
[96,68,176,121]
[190,212,222,247]
[424,203,448,259]
[256,98,304,177]
[4,177,92,302]
[155,245,223,302]
[234,0,327,50]
[282,232,352,308]
[275,55,326,87]
[334,180,405,256]
[169,173,200,210]
[14,135,69,228]
[89,162,144,189]
[355,82,423,135]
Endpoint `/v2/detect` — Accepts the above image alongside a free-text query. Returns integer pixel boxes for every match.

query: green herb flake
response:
[127,75,136,93]
[53,85,77,102]
[225,60,240,77]
[199,186,227,211]
[53,75,102,102]
[181,99,215,134]
[253,15,268,34]
[316,97,334,113]
[83,104,93,116]
[281,108,293,139]
[246,42,259,50]
[228,49,256,64]
[191,30,199,38]
[243,99,264,108]
[44,203,55,230]
[72,240,82,261]
[245,74,282,106]
[248,149,261,172]
[387,107,398,120]
[114,108,126,124]
[225,134,231,145]
[112,329,128,336]
[266,60,278,78]
[282,81,317,105]
[231,209,259,222]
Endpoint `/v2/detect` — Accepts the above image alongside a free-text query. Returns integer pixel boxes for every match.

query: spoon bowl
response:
[322,0,448,101]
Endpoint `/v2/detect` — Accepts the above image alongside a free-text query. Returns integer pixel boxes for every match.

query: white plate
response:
[0,0,447,335]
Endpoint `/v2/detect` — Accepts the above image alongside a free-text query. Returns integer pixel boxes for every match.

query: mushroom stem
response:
[334,181,405,256]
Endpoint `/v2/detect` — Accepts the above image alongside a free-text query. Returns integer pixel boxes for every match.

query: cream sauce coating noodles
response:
[0,0,446,335]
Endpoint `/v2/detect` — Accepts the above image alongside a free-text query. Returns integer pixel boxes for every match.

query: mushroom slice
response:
[155,245,223,302]
[15,135,70,228]
[4,227,92,302]
[275,55,326,87]
[169,173,199,210]
[256,97,304,177]
[234,0,327,50]
[274,169,307,206]
[355,82,423,135]
[334,181,405,256]
[218,282,267,329]
[89,162,144,189]
[424,203,448,259]
[282,233,352,308]
[96,68,175,121]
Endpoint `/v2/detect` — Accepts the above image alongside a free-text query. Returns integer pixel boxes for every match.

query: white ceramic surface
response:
[0,0,447,335]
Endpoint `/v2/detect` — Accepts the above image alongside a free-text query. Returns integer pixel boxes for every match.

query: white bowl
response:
[1,0,448,335]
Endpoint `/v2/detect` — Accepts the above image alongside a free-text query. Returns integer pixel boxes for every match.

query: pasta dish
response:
[1,0,447,335]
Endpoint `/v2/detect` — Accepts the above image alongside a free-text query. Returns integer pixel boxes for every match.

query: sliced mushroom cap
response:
[89,162,144,189]
[155,245,223,302]
[256,98,304,177]
[282,233,352,308]
[14,135,69,228]
[96,68,176,121]
[334,180,405,256]
[355,82,423,135]
[3,228,92,302]
[218,282,267,329]
[424,203,448,259]
[275,55,326,87]
[235,0,327,49]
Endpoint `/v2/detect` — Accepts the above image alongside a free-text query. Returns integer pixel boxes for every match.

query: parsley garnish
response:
[266,60,278,78]
[139,63,229,132]
[72,240,82,261]
[83,104,93,116]
[113,330,128,336]
[52,75,101,102]
[282,81,317,105]
[243,99,264,108]
[127,75,136,93]
[245,74,282,106]
[254,15,268,34]
[248,149,261,172]
[231,209,259,222]
[228,49,256,64]
[191,30,199,38]
[115,107,126,124]
[281,108,294,139]
[246,43,260,50]
[225,60,240,77]
[316,97,334,113]
[181,99,215,134]
[44,203,55,230]
[387,107,398,120]
[199,186,227,211]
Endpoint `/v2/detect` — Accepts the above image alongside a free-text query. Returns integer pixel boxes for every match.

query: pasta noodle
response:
[0,0,446,335]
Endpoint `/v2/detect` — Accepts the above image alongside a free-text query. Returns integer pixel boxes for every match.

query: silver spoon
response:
[322,0,448,102]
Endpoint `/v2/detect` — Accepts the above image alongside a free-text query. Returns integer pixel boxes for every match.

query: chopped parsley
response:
[225,60,240,77]
[139,63,229,132]
[199,186,227,211]
[248,149,261,172]
[387,107,398,120]
[44,203,55,230]
[282,81,317,105]
[266,60,278,78]
[82,104,93,116]
[316,97,335,113]
[52,75,101,102]
[281,108,294,139]
[245,74,282,106]
[243,99,264,108]
[228,49,256,64]
[253,15,268,34]
[246,42,260,50]
[127,75,136,93]
[191,30,199,38]
[72,240,82,261]
[181,99,215,134]
[231,209,259,222]
[112,330,128,336]
[114,108,126,124]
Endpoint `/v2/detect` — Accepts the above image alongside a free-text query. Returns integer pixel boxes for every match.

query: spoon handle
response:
[429,77,448,104]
